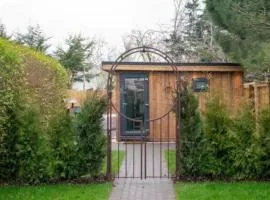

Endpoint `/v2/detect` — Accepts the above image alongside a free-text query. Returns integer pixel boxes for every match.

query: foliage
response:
[201,95,232,177]
[0,38,69,183]
[178,85,203,176]
[48,111,80,179]
[54,34,96,83]
[15,25,51,53]
[75,93,107,177]
[206,0,270,74]
[173,90,270,180]
[0,22,11,39]
[16,106,50,183]
[0,38,68,127]
[164,0,226,62]
[0,38,107,183]
[229,104,257,179]
[257,107,270,178]
[0,38,24,180]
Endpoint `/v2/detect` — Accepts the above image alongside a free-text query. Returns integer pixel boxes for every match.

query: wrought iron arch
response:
[106,46,181,180]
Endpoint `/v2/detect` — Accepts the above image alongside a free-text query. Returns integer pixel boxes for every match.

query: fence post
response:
[254,81,259,133]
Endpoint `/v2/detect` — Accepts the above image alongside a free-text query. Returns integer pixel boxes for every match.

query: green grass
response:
[102,150,125,175]
[164,150,176,175]
[165,151,270,200]
[175,182,270,200]
[0,150,125,200]
[0,183,111,200]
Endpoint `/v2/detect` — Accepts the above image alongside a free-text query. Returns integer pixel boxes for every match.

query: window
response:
[192,78,208,92]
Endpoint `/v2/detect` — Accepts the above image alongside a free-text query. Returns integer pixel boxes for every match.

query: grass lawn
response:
[164,150,176,175]
[0,150,125,200]
[102,150,125,175]
[175,182,270,200]
[0,183,111,200]
[165,150,270,200]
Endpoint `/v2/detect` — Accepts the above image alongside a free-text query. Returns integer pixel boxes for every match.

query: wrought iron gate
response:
[106,47,181,180]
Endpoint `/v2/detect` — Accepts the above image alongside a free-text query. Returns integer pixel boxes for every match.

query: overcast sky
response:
[0,0,175,50]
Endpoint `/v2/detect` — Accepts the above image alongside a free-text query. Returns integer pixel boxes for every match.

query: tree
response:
[164,0,190,61]
[178,84,203,176]
[122,29,165,62]
[206,0,270,75]
[15,25,51,53]
[0,22,11,39]
[54,34,96,85]
[164,0,226,62]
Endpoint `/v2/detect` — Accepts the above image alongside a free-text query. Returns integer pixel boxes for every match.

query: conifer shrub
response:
[74,93,107,177]
[0,38,68,183]
[16,106,51,183]
[229,103,257,179]
[257,107,270,178]
[48,111,81,179]
[0,38,108,183]
[175,86,270,180]
[198,95,232,177]
[178,85,203,176]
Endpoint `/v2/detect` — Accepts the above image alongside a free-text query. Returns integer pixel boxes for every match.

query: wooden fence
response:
[244,81,270,116]
[66,89,106,107]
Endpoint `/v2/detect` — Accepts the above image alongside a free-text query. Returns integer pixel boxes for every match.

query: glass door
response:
[120,73,149,138]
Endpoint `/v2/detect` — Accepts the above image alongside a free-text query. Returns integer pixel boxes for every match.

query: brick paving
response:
[109,143,176,200]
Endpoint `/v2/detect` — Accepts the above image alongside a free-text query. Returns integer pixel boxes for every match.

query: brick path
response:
[109,143,176,200]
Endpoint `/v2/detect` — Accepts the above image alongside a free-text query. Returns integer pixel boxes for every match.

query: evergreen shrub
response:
[74,93,107,177]
[178,85,203,176]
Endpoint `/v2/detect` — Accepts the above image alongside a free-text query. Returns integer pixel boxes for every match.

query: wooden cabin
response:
[102,62,244,142]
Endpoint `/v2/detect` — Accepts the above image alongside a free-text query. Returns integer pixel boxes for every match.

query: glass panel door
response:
[120,73,149,137]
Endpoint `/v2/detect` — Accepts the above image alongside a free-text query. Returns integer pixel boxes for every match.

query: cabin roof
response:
[102,61,243,72]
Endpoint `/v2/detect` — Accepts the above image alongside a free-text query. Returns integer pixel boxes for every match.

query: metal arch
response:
[106,46,179,122]
[106,46,181,180]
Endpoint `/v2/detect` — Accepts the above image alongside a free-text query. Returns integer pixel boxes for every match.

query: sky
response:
[0,0,175,50]
[0,0,179,90]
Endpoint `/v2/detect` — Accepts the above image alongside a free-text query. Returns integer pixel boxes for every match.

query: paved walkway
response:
[109,143,176,200]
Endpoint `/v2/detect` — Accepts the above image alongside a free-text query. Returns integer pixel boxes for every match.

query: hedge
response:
[0,38,106,184]
[178,88,270,180]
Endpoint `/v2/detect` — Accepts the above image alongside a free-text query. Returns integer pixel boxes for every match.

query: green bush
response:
[48,111,81,179]
[229,104,257,179]
[257,107,270,178]
[0,38,68,183]
[0,38,108,183]
[75,93,107,177]
[175,88,270,180]
[0,38,68,129]
[16,106,50,183]
[202,95,232,177]
[178,86,203,176]
[0,39,24,180]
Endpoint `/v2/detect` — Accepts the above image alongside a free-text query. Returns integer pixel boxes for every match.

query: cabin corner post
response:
[175,73,181,181]
[106,75,112,181]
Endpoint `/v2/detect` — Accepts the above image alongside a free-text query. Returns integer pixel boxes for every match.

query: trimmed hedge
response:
[0,38,106,184]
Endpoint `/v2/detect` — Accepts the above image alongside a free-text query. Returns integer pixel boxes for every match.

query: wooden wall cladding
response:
[112,71,243,142]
